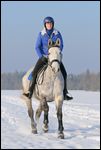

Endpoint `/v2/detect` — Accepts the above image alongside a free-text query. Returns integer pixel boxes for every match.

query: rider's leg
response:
[60,62,73,100]
[26,56,48,99]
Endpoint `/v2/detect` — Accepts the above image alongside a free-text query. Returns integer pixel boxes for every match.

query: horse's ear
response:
[55,38,61,47]
[48,39,52,47]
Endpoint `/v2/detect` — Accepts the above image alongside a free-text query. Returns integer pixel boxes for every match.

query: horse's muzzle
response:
[52,67,60,73]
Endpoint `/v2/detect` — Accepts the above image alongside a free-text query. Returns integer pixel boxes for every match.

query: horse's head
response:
[48,38,62,73]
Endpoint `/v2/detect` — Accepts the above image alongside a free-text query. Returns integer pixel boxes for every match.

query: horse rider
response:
[24,16,73,100]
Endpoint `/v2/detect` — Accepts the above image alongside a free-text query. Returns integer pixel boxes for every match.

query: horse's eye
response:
[48,52,50,55]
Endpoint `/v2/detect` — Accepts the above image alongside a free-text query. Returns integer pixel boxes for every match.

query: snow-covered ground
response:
[1,90,100,149]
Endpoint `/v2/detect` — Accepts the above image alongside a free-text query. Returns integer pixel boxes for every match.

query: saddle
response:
[28,64,48,85]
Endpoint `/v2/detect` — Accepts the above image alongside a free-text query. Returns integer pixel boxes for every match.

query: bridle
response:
[47,48,62,68]
[47,38,62,68]
[36,48,61,86]
[36,38,62,87]
[48,59,60,68]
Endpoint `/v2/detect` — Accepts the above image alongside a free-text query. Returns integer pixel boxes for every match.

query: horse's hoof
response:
[43,127,48,132]
[32,129,37,134]
[44,129,48,133]
[58,133,64,139]
[42,124,48,132]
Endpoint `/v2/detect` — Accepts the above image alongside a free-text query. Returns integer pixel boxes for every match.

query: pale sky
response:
[1,1,100,74]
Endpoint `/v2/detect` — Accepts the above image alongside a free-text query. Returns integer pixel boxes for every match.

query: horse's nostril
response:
[52,68,55,73]
[52,68,60,73]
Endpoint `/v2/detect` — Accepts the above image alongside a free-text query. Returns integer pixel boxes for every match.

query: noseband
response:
[49,59,60,66]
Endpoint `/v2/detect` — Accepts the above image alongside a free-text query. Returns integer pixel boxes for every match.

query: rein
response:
[36,58,60,86]
[36,64,48,85]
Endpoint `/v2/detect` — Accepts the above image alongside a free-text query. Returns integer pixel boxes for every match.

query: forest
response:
[1,69,100,91]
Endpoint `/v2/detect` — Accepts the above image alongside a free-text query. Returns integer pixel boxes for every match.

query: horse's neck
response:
[35,65,64,100]
[45,66,57,81]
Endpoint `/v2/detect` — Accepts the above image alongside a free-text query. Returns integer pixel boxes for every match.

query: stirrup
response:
[64,92,73,100]
[23,93,29,98]
[23,92,33,99]
[28,92,33,99]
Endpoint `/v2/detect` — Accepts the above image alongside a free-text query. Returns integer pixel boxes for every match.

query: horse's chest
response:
[35,68,63,100]
[37,73,55,97]
[39,80,54,95]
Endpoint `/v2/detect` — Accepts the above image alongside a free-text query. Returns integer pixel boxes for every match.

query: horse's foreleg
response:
[35,98,49,132]
[57,108,64,138]
[43,100,49,132]
[55,97,64,139]
[35,104,43,121]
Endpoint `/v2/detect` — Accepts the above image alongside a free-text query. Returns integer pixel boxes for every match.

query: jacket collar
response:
[41,27,58,36]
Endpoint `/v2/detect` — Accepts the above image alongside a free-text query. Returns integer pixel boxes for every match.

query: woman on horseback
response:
[25,16,73,100]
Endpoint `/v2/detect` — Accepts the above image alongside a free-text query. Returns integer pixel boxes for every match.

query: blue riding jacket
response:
[35,28,64,58]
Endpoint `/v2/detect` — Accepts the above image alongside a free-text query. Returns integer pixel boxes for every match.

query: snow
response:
[1,90,100,149]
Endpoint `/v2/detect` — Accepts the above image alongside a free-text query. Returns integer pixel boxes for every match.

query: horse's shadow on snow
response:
[64,124,100,140]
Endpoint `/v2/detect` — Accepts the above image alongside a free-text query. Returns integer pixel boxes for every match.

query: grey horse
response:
[21,38,64,139]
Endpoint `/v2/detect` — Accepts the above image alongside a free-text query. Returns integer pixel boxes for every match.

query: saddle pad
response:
[28,72,33,80]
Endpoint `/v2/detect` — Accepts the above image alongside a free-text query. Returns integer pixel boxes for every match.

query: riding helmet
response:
[43,16,54,28]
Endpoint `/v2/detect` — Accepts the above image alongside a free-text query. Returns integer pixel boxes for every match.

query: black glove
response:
[41,56,48,62]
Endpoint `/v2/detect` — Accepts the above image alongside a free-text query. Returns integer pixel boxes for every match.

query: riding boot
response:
[23,77,36,99]
[28,79,36,99]
[23,57,48,99]
[63,78,73,101]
